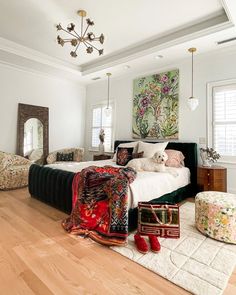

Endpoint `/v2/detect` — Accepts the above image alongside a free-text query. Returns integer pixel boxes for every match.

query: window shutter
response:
[91,104,113,151]
[213,85,236,156]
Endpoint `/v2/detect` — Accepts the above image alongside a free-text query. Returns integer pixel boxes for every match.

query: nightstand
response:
[197,165,227,192]
[93,154,112,161]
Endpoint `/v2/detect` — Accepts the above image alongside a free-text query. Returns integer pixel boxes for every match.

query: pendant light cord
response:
[191,51,194,98]
[107,74,110,109]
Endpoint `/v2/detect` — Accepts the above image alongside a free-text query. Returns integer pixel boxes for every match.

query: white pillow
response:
[112,141,139,162]
[29,149,43,161]
[138,141,168,158]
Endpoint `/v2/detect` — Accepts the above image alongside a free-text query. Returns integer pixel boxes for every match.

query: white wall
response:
[0,64,86,154]
[85,48,236,193]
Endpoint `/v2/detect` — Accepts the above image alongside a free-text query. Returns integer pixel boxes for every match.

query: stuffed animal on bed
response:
[127,151,168,172]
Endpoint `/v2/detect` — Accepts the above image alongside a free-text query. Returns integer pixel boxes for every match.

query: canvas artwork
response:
[132,69,179,139]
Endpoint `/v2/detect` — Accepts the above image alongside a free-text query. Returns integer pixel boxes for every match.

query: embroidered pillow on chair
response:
[56,152,74,162]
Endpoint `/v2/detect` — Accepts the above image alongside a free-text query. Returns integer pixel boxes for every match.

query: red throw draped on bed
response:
[62,166,136,246]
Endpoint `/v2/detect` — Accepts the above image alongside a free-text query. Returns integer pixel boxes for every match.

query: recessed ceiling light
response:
[123,65,130,70]
[154,55,163,60]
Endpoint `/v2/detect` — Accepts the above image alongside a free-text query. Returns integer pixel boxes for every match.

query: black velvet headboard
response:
[114,140,198,191]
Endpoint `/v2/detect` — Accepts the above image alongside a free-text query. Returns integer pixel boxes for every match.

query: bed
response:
[29,141,198,231]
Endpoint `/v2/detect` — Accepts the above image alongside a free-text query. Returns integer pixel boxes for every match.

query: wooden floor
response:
[0,189,235,295]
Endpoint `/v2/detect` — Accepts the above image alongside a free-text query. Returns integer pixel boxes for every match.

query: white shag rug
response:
[111,202,236,295]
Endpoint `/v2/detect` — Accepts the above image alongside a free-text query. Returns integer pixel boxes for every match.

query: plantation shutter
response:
[91,105,113,151]
[212,84,236,156]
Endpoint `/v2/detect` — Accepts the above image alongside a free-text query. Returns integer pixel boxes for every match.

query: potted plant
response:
[200,147,220,167]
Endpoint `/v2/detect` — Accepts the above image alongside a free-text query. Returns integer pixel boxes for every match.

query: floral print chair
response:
[46,148,84,164]
[0,151,32,190]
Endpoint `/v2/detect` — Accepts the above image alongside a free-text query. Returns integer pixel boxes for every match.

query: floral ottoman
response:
[195,191,236,244]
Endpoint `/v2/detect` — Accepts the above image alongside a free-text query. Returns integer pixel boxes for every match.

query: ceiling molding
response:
[0,59,80,84]
[221,0,236,23]
[0,36,82,76]
[81,11,233,75]
[86,43,236,86]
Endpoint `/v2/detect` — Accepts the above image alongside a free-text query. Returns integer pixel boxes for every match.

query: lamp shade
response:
[187,97,199,111]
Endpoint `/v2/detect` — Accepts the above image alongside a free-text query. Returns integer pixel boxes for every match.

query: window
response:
[208,80,236,161]
[90,103,114,151]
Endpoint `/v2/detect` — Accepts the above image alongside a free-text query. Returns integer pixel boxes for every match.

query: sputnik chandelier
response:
[56,10,104,58]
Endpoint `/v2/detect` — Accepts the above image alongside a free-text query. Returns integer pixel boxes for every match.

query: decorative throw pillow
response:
[56,152,74,162]
[116,147,134,166]
[165,149,185,168]
[138,141,168,158]
[112,141,139,162]
[132,151,144,159]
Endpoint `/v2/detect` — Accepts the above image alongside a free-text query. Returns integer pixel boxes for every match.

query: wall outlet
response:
[199,137,206,144]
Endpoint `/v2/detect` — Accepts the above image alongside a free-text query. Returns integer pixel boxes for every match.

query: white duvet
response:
[47,160,190,208]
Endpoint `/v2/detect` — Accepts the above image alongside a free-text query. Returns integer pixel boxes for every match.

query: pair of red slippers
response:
[134,233,161,254]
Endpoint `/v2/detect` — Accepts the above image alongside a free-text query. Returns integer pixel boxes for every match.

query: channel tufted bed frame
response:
[29,141,198,231]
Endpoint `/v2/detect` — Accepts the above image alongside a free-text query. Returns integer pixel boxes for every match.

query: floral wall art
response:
[132,69,179,139]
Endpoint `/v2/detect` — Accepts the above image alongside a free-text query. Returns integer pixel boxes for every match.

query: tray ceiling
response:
[0,0,235,83]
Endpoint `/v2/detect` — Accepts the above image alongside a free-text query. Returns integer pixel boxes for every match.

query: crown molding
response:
[221,0,236,23]
[81,11,233,75]
[0,58,85,84]
[0,37,82,76]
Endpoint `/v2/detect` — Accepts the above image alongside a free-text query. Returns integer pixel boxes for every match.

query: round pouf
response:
[195,191,236,244]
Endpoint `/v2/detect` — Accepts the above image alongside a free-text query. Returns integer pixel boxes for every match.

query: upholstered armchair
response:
[0,151,31,190]
[46,148,84,164]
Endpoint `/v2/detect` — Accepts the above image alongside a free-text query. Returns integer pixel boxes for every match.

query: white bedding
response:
[47,160,190,208]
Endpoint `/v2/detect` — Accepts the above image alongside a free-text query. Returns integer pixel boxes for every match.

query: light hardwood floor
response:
[0,188,235,295]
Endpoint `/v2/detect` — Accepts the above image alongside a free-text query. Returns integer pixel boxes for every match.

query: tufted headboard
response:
[114,140,198,191]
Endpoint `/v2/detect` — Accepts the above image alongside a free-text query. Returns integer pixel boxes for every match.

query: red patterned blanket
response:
[62,166,136,246]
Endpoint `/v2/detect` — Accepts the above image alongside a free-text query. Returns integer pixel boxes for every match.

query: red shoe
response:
[148,235,161,253]
[134,233,149,254]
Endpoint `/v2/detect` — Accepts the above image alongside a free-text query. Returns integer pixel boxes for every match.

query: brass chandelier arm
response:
[83,41,89,48]
[60,27,81,39]
[84,40,100,52]
[73,30,82,39]
[82,24,90,39]
[74,41,81,53]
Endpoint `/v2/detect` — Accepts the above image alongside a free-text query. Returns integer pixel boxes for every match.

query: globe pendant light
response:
[187,47,199,111]
[104,73,112,117]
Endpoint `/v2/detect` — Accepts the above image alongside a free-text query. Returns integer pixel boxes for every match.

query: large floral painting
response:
[132,69,179,139]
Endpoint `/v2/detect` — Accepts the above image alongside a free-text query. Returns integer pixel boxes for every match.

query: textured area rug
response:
[111,202,236,295]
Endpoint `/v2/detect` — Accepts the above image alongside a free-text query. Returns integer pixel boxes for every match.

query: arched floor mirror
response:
[17,103,49,163]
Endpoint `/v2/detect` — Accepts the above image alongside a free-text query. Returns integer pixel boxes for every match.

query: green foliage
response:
[132,69,179,139]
